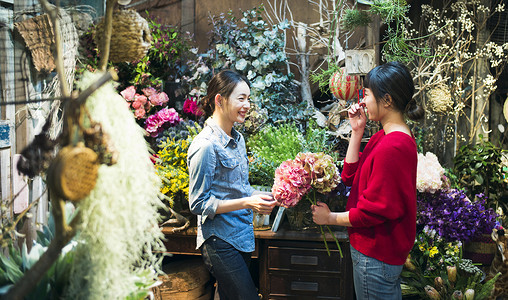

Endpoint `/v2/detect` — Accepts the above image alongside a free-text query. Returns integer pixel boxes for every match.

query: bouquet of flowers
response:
[120,85,170,120]
[272,152,342,256]
[272,152,340,207]
[417,189,498,244]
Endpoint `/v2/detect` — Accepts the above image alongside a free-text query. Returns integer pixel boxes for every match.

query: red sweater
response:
[342,129,417,265]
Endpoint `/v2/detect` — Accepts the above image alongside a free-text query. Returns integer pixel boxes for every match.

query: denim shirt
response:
[187,118,255,252]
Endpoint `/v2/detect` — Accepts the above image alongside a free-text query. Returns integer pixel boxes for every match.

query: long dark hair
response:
[364,61,424,121]
[199,70,250,118]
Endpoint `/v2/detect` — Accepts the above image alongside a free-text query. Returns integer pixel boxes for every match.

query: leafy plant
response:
[341,8,372,32]
[247,122,338,186]
[186,5,312,125]
[452,136,507,207]
[0,204,77,300]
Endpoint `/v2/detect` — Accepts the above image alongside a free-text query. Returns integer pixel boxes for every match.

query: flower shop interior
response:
[0,0,508,299]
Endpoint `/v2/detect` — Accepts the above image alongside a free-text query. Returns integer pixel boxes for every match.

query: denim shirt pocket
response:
[216,152,241,183]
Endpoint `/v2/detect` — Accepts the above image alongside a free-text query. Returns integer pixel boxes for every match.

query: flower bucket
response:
[463,234,496,265]
[329,68,360,101]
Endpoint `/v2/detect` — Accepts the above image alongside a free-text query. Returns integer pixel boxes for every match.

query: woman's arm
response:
[311,202,352,227]
[345,103,366,164]
[216,194,277,215]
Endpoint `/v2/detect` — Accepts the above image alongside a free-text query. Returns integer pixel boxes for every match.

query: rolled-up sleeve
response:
[188,139,219,221]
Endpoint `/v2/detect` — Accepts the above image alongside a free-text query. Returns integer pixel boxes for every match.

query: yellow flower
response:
[429,246,438,258]
[419,244,426,252]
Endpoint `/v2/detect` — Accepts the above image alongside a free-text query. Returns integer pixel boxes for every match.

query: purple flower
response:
[417,189,498,243]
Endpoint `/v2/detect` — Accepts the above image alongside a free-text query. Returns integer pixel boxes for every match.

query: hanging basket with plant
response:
[95,9,152,63]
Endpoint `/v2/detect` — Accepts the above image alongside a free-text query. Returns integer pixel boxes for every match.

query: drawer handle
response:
[291,255,318,266]
[291,281,319,292]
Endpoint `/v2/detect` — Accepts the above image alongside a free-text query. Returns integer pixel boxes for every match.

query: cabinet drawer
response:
[267,246,342,273]
[268,271,343,299]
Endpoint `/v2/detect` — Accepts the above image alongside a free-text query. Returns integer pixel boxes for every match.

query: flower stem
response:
[308,189,343,258]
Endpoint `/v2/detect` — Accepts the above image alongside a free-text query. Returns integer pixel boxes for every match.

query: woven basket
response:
[463,234,497,265]
[48,143,99,202]
[14,14,56,72]
[95,9,151,63]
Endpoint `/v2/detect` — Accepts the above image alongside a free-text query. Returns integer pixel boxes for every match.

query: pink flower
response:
[132,100,143,109]
[272,159,311,207]
[120,86,136,101]
[134,94,147,105]
[144,108,181,137]
[142,87,157,97]
[183,97,204,116]
[134,108,146,119]
[158,108,180,125]
[158,92,169,105]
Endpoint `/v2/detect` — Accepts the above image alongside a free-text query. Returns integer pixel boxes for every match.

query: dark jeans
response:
[200,237,259,300]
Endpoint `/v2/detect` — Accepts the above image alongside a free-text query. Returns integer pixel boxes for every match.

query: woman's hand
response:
[248,194,277,215]
[311,201,331,225]
[348,103,367,132]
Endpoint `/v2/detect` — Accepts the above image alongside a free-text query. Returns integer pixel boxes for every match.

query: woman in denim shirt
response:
[188,70,277,300]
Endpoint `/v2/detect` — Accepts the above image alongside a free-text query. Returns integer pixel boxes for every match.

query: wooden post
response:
[0,6,15,206]
[181,0,195,35]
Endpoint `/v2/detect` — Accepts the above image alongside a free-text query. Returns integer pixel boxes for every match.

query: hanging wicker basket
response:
[47,143,99,202]
[14,14,56,72]
[95,9,152,63]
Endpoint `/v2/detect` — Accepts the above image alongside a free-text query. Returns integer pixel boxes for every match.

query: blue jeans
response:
[200,237,259,300]
[350,245,403,300]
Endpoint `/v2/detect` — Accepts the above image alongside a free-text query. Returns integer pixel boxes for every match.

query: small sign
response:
[0,121,12,149]
[345,49,376,75]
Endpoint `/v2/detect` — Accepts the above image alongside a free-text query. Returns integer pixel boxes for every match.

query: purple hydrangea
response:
[417,189,498,244]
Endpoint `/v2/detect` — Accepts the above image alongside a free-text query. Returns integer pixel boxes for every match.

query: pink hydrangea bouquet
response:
[272,152,342,257]
[120,85,170,119]
[272,152,340,207]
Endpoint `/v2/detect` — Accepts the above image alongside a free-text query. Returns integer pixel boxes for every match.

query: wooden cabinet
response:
[256,231,353,300]
[161,227,354,300]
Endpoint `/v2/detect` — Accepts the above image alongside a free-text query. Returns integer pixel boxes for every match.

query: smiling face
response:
[219,80,251,126]
[363,87,385,122]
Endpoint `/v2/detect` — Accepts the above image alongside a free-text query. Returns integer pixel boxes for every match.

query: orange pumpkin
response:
[329,68,360,101]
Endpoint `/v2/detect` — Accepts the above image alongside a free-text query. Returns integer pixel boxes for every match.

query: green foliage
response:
[192,5,312,125]
[402,253,498,300]
[309,63,341,94]
[0,204,77,299]
[247,122,338,186]
[130,13,194,87]
[341,8,372,31]
[452,135,507,207]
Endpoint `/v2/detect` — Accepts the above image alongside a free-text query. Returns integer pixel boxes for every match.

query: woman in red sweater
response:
[312,61,424,299]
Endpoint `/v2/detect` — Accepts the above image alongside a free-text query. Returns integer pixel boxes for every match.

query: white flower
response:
[252,77,266,90]
[417,152,445,193]
[250,45,260,57]
[247,70,256,80]
[235,58,248,71]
